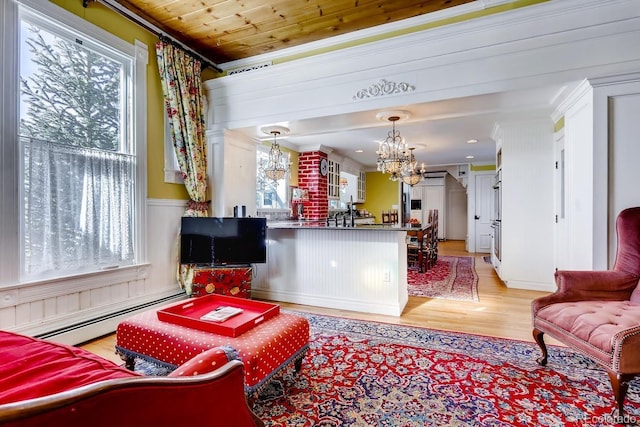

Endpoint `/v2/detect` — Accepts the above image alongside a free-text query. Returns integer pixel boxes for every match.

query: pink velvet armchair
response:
[532,206,640,417]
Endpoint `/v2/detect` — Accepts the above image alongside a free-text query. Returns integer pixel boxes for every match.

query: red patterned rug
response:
[407,255,479,302]
[251,312,640,426]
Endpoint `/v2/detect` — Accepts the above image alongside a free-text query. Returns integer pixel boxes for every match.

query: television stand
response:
[190,265,252,298]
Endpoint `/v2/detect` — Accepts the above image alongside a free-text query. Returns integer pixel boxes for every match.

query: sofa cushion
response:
[536,301,640,354]
[0,331,138,404]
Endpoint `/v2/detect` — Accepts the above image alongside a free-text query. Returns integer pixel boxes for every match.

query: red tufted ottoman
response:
[115,302,309,397]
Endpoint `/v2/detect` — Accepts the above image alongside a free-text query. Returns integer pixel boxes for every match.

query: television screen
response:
[180,217,267,265]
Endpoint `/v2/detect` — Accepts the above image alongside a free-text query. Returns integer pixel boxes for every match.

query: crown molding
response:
[551,79,593,122]
[216,0,521,71]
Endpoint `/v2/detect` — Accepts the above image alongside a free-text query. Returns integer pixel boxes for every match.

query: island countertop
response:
[267,220,414,231]
[254,222,409,316]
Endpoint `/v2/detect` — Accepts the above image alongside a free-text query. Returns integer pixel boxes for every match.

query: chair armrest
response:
[615,326,640,372]
[168,346,238,378]
[532,270,639,313]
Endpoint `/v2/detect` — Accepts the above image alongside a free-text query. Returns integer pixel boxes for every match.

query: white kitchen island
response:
[252,222,409,316]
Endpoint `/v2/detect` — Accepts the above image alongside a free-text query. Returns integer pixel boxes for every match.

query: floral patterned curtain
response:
[156,37,208,295]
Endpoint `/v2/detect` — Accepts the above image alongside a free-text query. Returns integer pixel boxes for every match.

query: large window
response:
[0,1,147,284]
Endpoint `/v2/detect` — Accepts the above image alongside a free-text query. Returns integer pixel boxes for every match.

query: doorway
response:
[446,178,468,240]
[473,172,495,253]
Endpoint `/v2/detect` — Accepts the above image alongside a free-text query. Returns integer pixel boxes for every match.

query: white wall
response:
[210,129,258,217]
[558,82,596,270]
[552,74,640,271]
[497,120,556,291]
[593,75,640,265]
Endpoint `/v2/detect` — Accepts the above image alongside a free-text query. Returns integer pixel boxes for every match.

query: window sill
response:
[4,263,151,291]
[164,169,184,184]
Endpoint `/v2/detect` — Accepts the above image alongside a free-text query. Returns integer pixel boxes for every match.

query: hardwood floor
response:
[80,240,561,362]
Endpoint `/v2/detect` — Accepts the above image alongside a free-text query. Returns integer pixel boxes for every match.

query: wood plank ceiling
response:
[115,0,474,64]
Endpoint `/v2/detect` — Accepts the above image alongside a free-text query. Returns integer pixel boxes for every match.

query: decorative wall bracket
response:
[352,79,416,101]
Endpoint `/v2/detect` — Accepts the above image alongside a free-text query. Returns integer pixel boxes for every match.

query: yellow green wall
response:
[51,0,218,200]
[362,172,400,222]
[470,164,496,172]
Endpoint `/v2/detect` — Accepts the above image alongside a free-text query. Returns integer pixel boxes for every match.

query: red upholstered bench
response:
[115,304,310,396]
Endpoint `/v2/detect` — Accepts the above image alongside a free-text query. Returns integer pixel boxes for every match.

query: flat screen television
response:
[180,217,267,265]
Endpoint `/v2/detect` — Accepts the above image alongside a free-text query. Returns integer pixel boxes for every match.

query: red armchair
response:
[532,206,640,417]
[0,330,263,426]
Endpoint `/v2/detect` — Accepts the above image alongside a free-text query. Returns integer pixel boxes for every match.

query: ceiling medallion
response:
[353,78,416,101]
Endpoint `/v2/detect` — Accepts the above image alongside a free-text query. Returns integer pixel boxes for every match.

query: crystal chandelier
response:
[376,115,411,181]
[262,126,290,181]
[401,147,426,186]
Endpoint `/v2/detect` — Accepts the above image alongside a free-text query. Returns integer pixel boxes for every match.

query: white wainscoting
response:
[0,199,187,344]
[253,228,408,316]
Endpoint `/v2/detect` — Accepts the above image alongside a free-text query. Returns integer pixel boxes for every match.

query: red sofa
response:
[0,330,263,426]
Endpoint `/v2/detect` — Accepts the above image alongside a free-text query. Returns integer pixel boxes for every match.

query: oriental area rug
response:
[134,312,640,426]
[407,255,479,302]
[248,312,640,426]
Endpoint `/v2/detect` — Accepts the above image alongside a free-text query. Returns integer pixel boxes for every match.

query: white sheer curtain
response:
[23,137,135,276]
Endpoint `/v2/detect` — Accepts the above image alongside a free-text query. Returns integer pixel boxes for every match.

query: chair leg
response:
[606,370,634,418]
[532,328,548,366]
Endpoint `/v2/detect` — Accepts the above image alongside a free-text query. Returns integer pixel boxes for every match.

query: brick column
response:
[298,151,328,220]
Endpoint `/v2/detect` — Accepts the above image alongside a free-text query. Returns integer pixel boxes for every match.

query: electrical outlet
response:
[383,271,390,282]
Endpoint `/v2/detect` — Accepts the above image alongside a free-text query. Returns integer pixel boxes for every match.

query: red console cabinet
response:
[191,266,252,298]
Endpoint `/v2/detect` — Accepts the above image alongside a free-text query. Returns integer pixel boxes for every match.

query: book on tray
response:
[200,306,243,322]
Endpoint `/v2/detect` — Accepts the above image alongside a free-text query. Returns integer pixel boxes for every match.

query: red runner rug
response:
[252,312,640,426]
[407,255,479,302]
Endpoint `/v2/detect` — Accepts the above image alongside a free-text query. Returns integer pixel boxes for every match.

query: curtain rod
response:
[82,0,222,73]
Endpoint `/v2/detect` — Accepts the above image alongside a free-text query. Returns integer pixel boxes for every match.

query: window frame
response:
[256,143,291,212]
[0,0,148,286]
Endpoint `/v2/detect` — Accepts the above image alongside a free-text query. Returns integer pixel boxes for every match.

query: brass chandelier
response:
[376,115,412,181]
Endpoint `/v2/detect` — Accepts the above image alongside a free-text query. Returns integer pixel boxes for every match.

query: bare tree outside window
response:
[19,20,135,278]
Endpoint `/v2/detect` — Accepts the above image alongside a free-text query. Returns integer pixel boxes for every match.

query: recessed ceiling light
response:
[466,139,478,144]
[466,155,475,159]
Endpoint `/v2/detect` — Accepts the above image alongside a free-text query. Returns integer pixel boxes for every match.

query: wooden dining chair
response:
[423,209,439,269]
[406,228,424,272]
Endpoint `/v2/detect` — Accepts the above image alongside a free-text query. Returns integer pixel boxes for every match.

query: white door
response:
[474,173,494,253]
